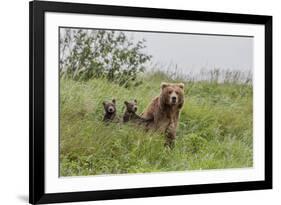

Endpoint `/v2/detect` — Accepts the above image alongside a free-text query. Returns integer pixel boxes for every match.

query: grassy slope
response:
[60,73,253,176]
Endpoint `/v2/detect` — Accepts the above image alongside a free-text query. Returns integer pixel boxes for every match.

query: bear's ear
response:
[102,101,106,106]
[134,99,137,104]
[177,83,184,89]
[161,82,169,89]
[112,99,116,104]
[124,101,129,106]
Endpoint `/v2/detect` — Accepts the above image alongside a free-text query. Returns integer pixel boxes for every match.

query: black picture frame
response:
[29,0,272,204]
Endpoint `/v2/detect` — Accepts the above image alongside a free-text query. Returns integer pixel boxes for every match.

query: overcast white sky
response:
[61,28,253,77]
[127,31,253,74]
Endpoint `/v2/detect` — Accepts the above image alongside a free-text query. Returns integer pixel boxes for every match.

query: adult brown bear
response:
[141,82,185,147]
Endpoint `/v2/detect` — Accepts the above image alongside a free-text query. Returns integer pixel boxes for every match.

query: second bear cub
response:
[123,99,144,123]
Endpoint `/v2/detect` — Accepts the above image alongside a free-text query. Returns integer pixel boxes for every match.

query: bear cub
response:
[122,99,144,123]
[123,99,139,122]
[102,99,117,122]
[123,100,152,124]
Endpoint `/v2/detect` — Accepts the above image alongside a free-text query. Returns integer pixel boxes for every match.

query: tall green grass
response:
[60,72,253,176]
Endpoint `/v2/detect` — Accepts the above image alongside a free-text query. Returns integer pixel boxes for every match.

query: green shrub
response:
[59,29,152,87]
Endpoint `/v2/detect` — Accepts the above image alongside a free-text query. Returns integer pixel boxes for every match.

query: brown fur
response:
[141,82,185,147]
[123,100,152,125]
[102,99,117,122]
[123,99,138,122]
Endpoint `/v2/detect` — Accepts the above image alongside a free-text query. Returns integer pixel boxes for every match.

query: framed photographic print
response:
[29,0,272,204]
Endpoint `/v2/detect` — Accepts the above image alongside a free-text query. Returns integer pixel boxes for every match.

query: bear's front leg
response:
[164,122,176,148]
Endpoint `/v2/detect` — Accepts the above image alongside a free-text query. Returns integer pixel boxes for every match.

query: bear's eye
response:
[175,91,179,94]
[168,91,172,94]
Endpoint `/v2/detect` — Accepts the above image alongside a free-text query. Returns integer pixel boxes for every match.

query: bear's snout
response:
[108,106,115,113]
[170,91,178,104]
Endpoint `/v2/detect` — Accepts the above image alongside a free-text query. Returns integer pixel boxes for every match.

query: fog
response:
[127,31,253,74]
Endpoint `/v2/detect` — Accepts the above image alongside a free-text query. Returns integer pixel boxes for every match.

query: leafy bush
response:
[59,28,152,87]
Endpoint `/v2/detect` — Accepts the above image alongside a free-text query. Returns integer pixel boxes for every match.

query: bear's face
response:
[124,99,138,113]
[103,99,116,114]
[160,82,184,106]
